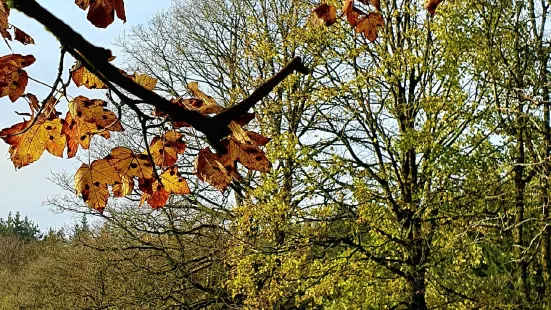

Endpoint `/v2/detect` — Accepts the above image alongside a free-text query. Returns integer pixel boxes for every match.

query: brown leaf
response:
[246,131,271,146]
[75,0,126,28]
[154,97,224,128]
[138,177,154,195]
[425,0,443,15]
[0,54,36,102]
[227,138,271,173]
[355,12,385,42]
[311,3,337,27]
[357,0,381,11]
[195,147,237,191]
[13,27,34,45]
[342,0,362,27]
[0,1,9,40]
[26,94,59,120]
[27,93,40,113]
[234,112,256,126]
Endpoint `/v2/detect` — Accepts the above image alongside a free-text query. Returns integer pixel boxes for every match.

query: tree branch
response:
[12,0,309,153]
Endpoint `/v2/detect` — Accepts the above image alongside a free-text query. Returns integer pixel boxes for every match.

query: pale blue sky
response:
[0,1,171,230]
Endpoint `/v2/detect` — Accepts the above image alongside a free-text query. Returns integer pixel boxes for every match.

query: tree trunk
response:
[409,271,428,310]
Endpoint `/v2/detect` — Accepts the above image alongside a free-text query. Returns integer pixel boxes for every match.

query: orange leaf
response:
[0,54,36,102]
[0,117,66,168]
[63,96,123,157]
[425,0,443,15]
[311,3,337,27]
[226,122,271,172]
[74,159,121,212]
[195,134,270,190]
[142,167,191,209]
[148,130,186,167]
[106,146,154,179]
[355,12,385,42]
[13,27,34,45]
[342,0,362,27]
[75,0,126,28]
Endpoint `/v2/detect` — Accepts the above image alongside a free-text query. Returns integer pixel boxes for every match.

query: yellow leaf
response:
[74,159,121,212]
[107,146,154,179]
[148,130,186,167]
[132,73,157,90]
[0,117,66,168]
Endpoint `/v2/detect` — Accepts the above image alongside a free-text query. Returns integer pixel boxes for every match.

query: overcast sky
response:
[0,0,171,230]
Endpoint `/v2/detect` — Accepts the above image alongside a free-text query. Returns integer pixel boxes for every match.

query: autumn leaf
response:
[148,130,186,167]
[342,0,362,27]
[71,61,107,89]
[106,146,154,179]
[425,0,443,15]
[74,159,121,212]
[246,130,271,146]
[25,94,59,123]
[0,54,36,102]
[229,121,252,144]
[226,137,271,172]
[195,147,237,191]
[225,125,271,172]
[234,112,256,126]
[63,96,123,157]
[75,0,126,28]
[358,0,381,11]
[112,175,134,197]
[132,73,157,91]
[195,118,271,190]
[311,3,337,27]
[0,117,66,168]
[138,177,154,195]
[26,94,40,114]
[157,167,191,195]
[0,1,10,40]
[140,167,191,209]
[355,12,385,42]
[187,82,223,111]
[13,27,34,45]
